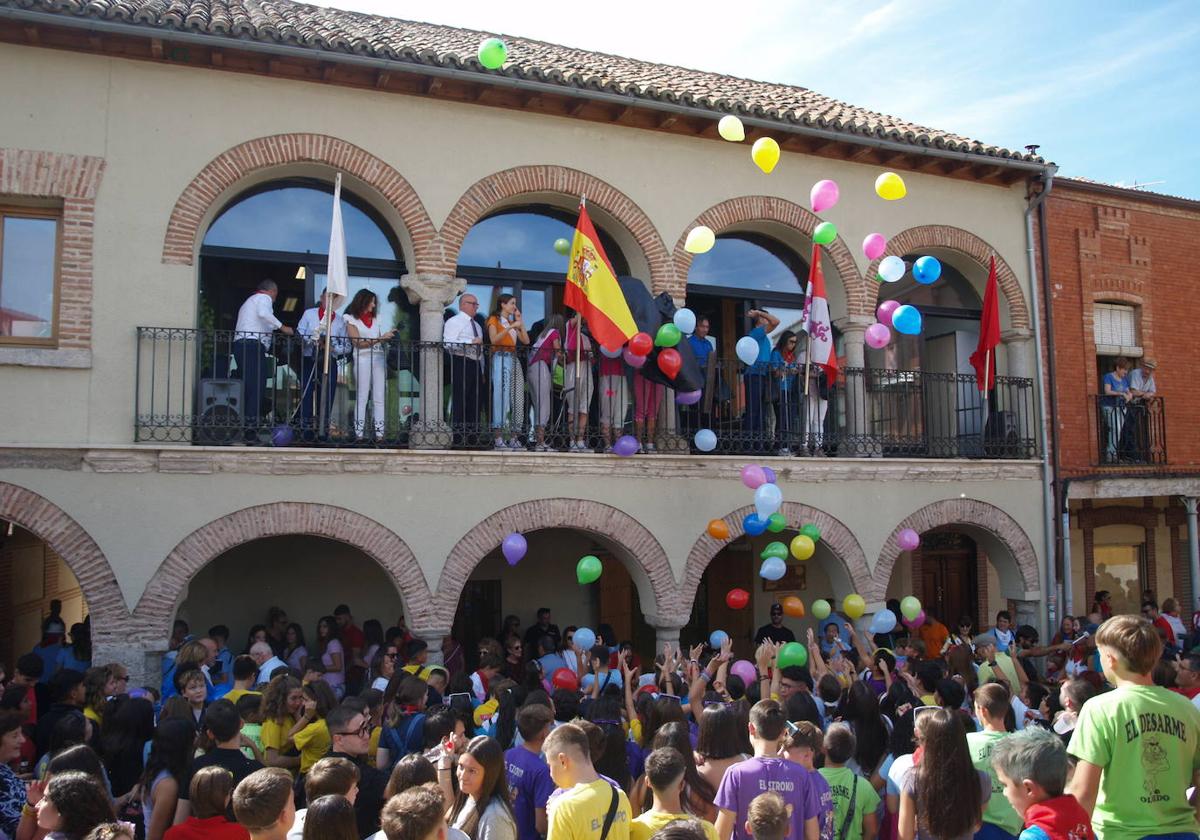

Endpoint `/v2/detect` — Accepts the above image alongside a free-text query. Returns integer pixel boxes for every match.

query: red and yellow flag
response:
[564,203,638,352]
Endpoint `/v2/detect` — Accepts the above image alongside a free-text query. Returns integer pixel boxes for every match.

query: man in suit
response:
[442,293,484,446]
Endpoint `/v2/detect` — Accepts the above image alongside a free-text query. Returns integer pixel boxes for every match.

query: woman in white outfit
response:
[342,289,395,441]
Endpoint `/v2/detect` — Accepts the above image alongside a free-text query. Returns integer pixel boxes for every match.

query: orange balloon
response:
[707,519,730,540]
[781,596,805,618]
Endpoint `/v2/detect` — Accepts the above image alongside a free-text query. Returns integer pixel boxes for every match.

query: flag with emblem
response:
[801,244,838,380]
[564,201,638,352]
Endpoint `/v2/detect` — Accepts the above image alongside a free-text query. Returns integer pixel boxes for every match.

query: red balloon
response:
[725,588,750,610]
[629,332,653,356]
[551,667,580,692]
[657,348,682,379]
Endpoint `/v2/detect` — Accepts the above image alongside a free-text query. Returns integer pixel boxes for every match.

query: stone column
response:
[1000,328,1034,380]
[1012,599,1042,640]
[401,273,466,449]
[409,625,452,666]
[93,634,167,688]
[645,616,685,655]
[1185,497,1200,613]
[833,315,873,458]
[1001,328,1035,446]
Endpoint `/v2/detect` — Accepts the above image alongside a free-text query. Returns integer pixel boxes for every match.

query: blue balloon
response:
[891,304,923,336]
[694,428,717,452]
[573,627,596,651]
[271,425,294,447]
[759,557,787,581]
[709,629,729,649]
[744,514,767,536]
[869,610,898,635]
[913,256,942,285]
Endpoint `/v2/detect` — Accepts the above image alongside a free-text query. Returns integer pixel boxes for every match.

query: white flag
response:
[326,173,349,301]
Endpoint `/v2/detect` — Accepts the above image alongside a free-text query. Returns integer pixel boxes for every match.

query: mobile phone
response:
[446,692,472,705]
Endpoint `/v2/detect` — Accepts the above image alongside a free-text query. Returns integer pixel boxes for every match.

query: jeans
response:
[742,373,768,448]
[1103,403,1125,459]
[300,353,338,439]
[232,338,267,441]
[490,352,516,433]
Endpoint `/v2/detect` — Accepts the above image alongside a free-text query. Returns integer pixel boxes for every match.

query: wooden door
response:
[452,579,502,670]
[704,548,755,660]
[918,531,978,628]
[599,555,633,645]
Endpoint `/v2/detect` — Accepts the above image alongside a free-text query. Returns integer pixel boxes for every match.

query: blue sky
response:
[311,0,1200,199]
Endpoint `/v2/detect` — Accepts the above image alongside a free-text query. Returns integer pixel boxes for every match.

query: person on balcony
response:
[527,315,564,452]
[563,310,594,452]
[343,290,396,443]
[232,280,294,443]
[297,290,348,441]
[1100,357,1131,464]
[741,309,779,451]
[444,294,485,447]
[769,331,800,456]
[1124,358,1157,462]
[486,295,529,451]
[680,317,714,440]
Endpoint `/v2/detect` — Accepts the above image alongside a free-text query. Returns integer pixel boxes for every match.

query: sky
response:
[307,0,1200,199]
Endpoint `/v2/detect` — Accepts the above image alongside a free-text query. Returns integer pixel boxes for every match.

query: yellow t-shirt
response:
[629,718,644,747]
[261,715,295,752]
[224,688,261,706]
[631,812,718,840]
[548,778,632,840]
[294,719,331,774]
[84,706,103,727]
[401,664,433,681]
[977,653,1022,689]
[368,726,382,765]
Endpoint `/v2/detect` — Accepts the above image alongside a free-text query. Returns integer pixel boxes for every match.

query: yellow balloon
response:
[718,115,745,142]
[752,137,780,174]
[875,171,907,201]
[789,534,815,561]
[843,594,866,619]
[685,226,716,254]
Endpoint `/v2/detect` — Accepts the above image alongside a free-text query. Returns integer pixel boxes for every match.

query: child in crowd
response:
[543,723,632,840]
[233,768,295,840]
[818,725,879,840]
[164,766,249,840]
[505,704,556,840]
[780,721,833,840]
[289,680,337,776]
[260,676,303,775]
[380,783,451,840]
[744,793,790,840]
[990,727,1093,840]
[237,693,265,761]
[176,668,208,732]
[224,657,262,707]
[287,756,359,840]
[631,747,719,840]
[967,684,1023,840]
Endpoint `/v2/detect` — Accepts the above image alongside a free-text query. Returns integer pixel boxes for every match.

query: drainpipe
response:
[1024,168,1056,636]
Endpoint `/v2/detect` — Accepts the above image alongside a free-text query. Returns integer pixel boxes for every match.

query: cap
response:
[769,603,784,614]
[44,620,66,635]
[1143,358,1157,369]
[973,633,997,649]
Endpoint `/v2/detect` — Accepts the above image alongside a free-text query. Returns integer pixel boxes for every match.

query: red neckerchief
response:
[912,746,924,765]
[361,311,374,329]
[318,303,327,322]
[474,669,490,696]
[782,349,795,363]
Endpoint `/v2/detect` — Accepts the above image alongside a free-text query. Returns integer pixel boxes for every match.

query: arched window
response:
[872,257,982,371]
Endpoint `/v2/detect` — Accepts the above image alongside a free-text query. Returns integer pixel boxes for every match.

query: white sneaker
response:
[507,439,523,450]
[494,439,507,450]
[645,442,657,453]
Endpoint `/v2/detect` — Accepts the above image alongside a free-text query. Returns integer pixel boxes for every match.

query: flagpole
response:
[572,196,586,444]
[319,172,347,439]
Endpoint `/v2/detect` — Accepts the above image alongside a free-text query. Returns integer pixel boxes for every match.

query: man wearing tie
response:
[233,280,293,442]
[297,289,348,440]
[442,293,484,445]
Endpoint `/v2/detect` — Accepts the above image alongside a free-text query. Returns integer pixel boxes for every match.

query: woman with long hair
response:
[284,623,309,674]
[362,620,384,682]
[163,766,244,840]
[290,681,337,776]
[695,704,749,794]
[449,736,516,840]
[632,723,716,821]
[486,293,529,450]
[384,753,437,799]
[770,330,801,455]
[260,675,303,774]
[842,680,889,782]
[81,667,113,729]
[379,675,428,769]
[35,771,116,840]
[243,626,269,655]
[99,695,155,797]
[140,718,195,840]
[0,711,27,838]
[343,288,396,442]
[584,696,631,793]
[302,794,358,840]
[527,313,564,451]
[897,709,987,840]
[315,616,345,698]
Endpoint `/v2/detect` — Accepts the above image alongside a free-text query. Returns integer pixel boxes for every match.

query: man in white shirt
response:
[233,280,293,442]
[1127,358,1157,461]
[297,289,348,440]
[1129,358,1157,397]
[442,293,484,445]
[249,641,289,687]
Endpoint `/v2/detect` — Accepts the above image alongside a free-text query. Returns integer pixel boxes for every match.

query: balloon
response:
[879,255,906,283]
[657,348,682,379]
[709,630,729,649]
[754,483,783,519]
[694,429,718,452]
[800,523,821,543]
[600,343,623,359]
[501,532,527,566]
[751,137,780,174]
[741,464,767,489]
[743,514,767,537]
[813,221,838,246]
[876,300,900,323]
[863,233,886,261]
[760,541,789,561]
[891,304,922,336]
[896,528,921,551]
[904,610,926,629]
[718,115,745,142]
[875,171,907,201]
[913,256,942,285]
[655,323,682,348]
[865,322,891,349]
[707,519,730,540]
[675,389,702,405]
[811,599,831,620]
[573,627,596,651]
[725,588,750,610]
[622,349,647,369]
[843,594,866,620]
[551,668,580,691]
[810,179,840,213]
[762,466,777,484]
[629,332,653,356]
[766,512,787,533]
[900,596,922,621]
[271,425,294,447]
[553,237,571,256]
[781,596,806,618]
[777,642,808,669]
[869,610,898,635]
[736,336,760,366]
[477,37,508,69]
[685,225,716,255]
[613,435,639,457]
[673,308,697,335]
[730,660,757,685]
[576,555,602,584]
[759,557,786,581]
[789,534,815,561]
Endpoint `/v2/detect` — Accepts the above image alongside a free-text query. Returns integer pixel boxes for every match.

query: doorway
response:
[917,530,978,628]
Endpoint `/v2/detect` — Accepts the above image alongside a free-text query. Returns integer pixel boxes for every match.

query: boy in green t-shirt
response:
[1067,614,1200,840]
[967,683,1024,840]
[818,724,879,840]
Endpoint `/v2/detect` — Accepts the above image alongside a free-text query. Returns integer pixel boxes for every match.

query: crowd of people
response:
[2,596,1198,840]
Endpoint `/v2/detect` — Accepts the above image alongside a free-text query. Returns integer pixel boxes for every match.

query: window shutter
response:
[1093,303,1137,347]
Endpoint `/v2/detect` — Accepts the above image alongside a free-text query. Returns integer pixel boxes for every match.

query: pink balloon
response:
[729,660,757,686]
[876,299,900,324]
[863,233,886,261]
[810,179,840,213]
[741,464,767,490]
[865,322,891,349]
[622,348,646,369]
[903,610,926,630]
[897,528,920,552]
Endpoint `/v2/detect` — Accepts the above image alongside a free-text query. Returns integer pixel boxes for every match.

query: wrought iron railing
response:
[134,327,1039,459]
[1091,394,1166,465]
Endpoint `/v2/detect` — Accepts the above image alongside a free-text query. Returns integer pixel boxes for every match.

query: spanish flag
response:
[564,202,638,352]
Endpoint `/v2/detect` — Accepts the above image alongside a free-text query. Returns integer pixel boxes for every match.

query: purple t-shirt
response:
[505,746,556,840]
[715,756,819,840]
[808,768,834,840]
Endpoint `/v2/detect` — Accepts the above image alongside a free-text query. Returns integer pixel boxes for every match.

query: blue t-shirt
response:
[1102,371,1129,408]
[32,643,62,683]
[505,745,556,840]
[770,350,798,392]
[687,335,714,369]
[748,326,772,375]
[56,646,90,674]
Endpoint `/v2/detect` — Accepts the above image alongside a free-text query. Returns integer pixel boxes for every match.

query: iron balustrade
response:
[1092,394,1166,466]
[134,327,1040,458]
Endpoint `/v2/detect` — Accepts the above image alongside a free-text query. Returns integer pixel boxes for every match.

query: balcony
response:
[1091,394,1167,466]
[134,327,1039,459]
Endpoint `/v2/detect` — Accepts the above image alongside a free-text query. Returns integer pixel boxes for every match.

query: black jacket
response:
[328,750,386,836]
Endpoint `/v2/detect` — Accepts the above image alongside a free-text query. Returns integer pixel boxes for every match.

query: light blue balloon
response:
[760,557,787,581]
[754,482,783,520]
[673,308,697,335]
[736,336,760,366]
[891,304,923,336]
[869,610,898,635]
[913,256,942,285]
[694,428,717,452]
[709,629,729,649]
[573,627,596,651]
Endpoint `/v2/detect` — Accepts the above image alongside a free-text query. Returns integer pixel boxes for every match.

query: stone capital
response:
[402,273,466,309]
[1001,328,1033,343]
[832,315,875,336]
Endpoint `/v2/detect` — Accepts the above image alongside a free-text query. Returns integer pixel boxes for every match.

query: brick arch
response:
[874,498,1039,600]
[681,501,872,607]
[160,133,436,267]
[672,196,864,311]
[133,502,431,642]
[0,482,130,635]
[437,165,675,295]
[863,225,1029,329]
[434,499,683,624]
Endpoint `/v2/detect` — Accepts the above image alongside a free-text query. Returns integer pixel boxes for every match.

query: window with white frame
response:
[1093,302,1140,356]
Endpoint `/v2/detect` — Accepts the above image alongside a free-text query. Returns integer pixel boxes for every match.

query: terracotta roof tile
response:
[1,0,1044,164]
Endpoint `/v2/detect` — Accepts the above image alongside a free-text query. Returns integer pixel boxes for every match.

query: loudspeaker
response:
[195,378,242,444]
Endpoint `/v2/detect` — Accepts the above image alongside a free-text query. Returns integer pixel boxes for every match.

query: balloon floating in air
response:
[553,237,571,256]
[501,532,527,566]
[913,256,942,285]
[810,179,840,213]
[879,255,906,283]
[576,555,603,584]
[813,221,838,246]
[673,308,697,335]
[718,115,745,142]
[891,304,922,336]
[875,171,907,200]
[685,226,716,254]
[863,233,887,261]
[752,137,780,173]
[695,429,718,452]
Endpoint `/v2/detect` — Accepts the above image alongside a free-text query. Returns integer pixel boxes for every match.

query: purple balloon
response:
[762,466,777,484]
[622,348,647,369]
[896,528,920,552]
[675,389,702,405]
[271,425,294,447]
[865,322,891,349]
[876,299,900,324]
[613,435,640,457]
[501,532,527,566]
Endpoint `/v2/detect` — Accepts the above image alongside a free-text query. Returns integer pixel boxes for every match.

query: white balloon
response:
[685,226,716,254]
[694,429,717,452]
[754,482,783,520]
[759,557,786,581]
[736,336,760,366]
[879,255,906,283]
[673,308,697,335]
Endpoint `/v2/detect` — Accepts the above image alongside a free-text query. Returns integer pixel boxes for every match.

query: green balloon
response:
[813,221,838,246]
[760,541,789,561]
[553,238,571,256]
[900,595,922,621]
[800,523,821,542]
[811,598,831,620]
[655,323,682,348]
[576,554,602,584]
[766,512,787,533]
[777,641,808,669]
[478,37,508,70]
